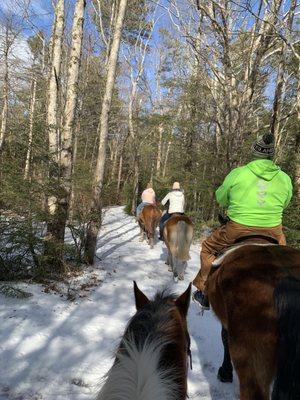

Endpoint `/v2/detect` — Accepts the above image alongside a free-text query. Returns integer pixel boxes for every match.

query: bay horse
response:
[206,243,300,400]
[163,215,194,282]
[97,282,192,400]
[137,204,162,249]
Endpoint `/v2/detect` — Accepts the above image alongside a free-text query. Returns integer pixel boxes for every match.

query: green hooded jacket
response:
[215,159,293,227]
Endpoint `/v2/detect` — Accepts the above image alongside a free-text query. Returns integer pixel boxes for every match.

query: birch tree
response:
[84,0,128,264]
[46,0,65,211]
[57,0,86,235]
[0,28,9,153]
[45,0,86,270]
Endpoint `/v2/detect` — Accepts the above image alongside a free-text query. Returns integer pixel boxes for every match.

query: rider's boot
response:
[192,290,210,310]
[158,229,164,241]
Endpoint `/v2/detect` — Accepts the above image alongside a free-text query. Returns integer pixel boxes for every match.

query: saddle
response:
[211,234,279,269]
[234,234,279,245]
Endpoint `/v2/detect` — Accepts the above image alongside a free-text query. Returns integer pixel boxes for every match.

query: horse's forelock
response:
[99,289,189,400]
[124,289,187,346]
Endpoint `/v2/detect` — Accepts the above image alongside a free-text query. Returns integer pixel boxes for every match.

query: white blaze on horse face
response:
[97,339,178,400]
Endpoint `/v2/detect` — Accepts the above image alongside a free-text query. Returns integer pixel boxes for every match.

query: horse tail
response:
[143,209,157,238]
[272,276,300,400]
[151,212,159,236]
[176,221,192,262]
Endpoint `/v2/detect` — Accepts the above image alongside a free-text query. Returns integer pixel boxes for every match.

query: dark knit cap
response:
[252,133,275,159]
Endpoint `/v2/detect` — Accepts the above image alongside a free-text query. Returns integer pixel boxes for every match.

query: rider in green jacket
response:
[216,159,292,227]
[193,133,293,309]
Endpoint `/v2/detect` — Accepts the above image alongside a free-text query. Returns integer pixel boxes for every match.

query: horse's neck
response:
[97,339,179,400]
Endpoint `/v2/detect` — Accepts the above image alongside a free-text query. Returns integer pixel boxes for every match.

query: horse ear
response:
[133,281,149,311]
[175,283,191,317]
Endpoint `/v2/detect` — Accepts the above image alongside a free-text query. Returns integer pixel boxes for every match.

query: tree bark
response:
[58,0,86,230]
[156,123,163,175]
[46,0,65,223]
[0,31,9,153]
[117,153,123,200]
[163,140,171,178]
[270,47,286,147]
[24,76,37,179]
[84,0,128,264]
[45,0,85,271]
[47,0,65,161]
[294,61,300,201]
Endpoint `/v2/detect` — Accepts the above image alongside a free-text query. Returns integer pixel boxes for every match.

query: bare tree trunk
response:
[84,0,128,264]
[117,153,123,200]
[69,44,92,219]
[294,62,300,201]
[46,0,65,221]
[47,0,64,161]
[271,0,296,149]
[271,49,285,147]
[58,0,86,230]
[69,125,79,219]
[24,76,37,179]
[110,137,120,180]
[156,123,163,175]
[128,82,140,215]
[0,34,9,152]
[163,140,171,178]
[131,156,139,215]
[45,0,85,271]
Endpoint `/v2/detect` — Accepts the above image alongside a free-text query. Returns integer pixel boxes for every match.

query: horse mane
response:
[97,290,185,400]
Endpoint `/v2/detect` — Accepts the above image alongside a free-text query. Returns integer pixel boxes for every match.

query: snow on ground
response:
[0,206,239,399]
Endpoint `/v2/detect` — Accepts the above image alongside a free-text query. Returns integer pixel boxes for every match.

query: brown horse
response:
[206,243,300,400]
[163,215,194,282]
[97,282,192,400]
[137,204,162,249]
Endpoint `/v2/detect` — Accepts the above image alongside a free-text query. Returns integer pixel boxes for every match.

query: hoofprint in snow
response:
[0,207,239,400]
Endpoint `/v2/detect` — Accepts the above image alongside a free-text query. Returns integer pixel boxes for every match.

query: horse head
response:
[98,282,192,400]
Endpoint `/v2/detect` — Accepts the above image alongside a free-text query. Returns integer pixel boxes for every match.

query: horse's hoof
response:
[168,267,172,272]
[173,274,178,283]
[178,274,184,280]
[217,367,233,383]
[150,245,154,249]
[165,262,169,265]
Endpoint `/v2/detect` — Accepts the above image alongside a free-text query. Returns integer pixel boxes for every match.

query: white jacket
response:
[161,190,185,214]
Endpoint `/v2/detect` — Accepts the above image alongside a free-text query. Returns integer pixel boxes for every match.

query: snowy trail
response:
[0,207,239,399]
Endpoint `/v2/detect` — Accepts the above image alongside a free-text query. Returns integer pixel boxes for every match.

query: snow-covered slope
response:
[0,206,239,399]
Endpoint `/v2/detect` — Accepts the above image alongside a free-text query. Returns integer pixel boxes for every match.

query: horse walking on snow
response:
[163,214,194,282]
[137,204,162,249]
[97,282,192,400]
[207,243,300,400]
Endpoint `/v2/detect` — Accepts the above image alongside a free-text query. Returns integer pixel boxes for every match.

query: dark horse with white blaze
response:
[163,214,194,282]
[138,204,162,248]
[97,282,191,400]
[206,243,300,400]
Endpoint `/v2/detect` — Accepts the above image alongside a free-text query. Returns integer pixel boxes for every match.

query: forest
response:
[0,0,299,281]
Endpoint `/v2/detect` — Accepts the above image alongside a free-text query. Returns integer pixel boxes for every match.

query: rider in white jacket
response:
[159,182,185,240]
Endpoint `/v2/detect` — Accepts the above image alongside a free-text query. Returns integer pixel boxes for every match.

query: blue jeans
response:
[159,212,184,236]
[159,212,171,233]
[136,202,149,216]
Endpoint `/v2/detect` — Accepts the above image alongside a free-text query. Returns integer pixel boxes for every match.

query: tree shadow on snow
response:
[96,232,140,260]
[97,226,138,248]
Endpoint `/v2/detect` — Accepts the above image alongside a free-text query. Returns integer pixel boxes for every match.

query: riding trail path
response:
[0,206,239,400]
